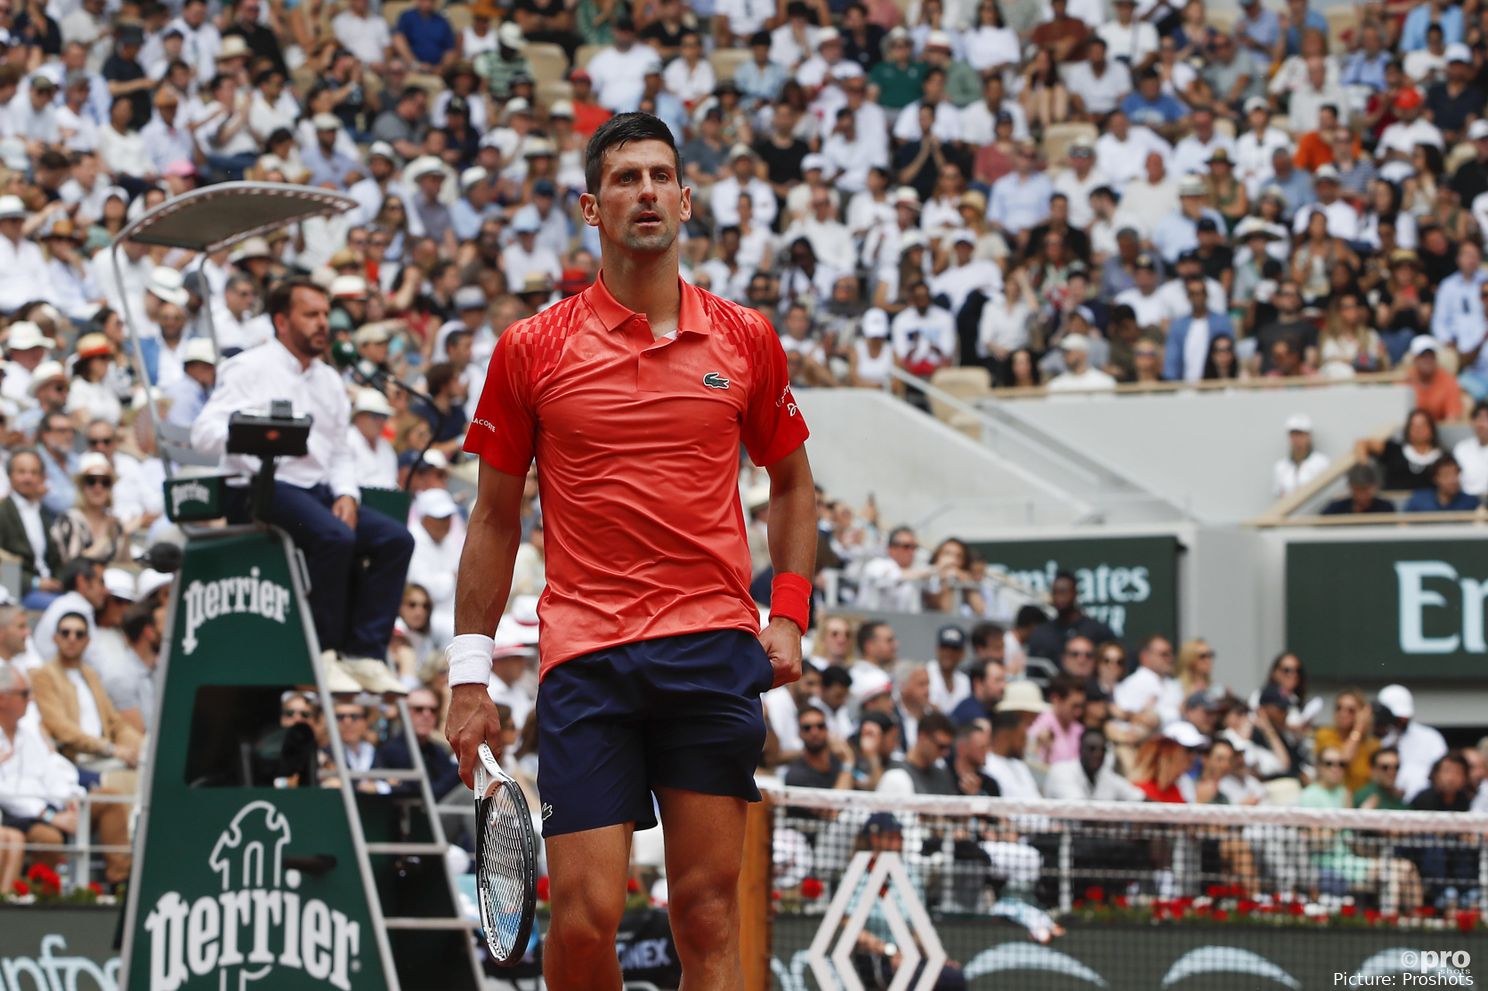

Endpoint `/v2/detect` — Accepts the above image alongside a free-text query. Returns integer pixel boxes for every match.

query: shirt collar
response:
[268,335,316,374]
[583,272,713,336]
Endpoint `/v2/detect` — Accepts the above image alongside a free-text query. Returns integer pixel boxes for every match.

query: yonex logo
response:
[702,372,730,390]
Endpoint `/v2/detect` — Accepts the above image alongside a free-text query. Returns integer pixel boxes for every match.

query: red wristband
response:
[769,572,812,632]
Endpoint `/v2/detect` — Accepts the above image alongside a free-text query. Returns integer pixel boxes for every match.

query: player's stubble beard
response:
[617,209,678,254]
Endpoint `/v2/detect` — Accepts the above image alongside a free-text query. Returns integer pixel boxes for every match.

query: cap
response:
[147,266,189,306]
[550,99,574,118]
[460,166,488,191]
[1069,138,1094,157]
[1134,253,1157,270]
[519,272,554,295]
[29,72,55,91]
[353,388,393,417]
[1244,96,1269,114]
[801,153,827,172]
[862,308,890,339]
[216,36,250,60]
[1284,413,1313,433]
[816,26,842,45]
[454,285,488,311]
[1410,335,1441,357]
[330,274,369,300]
[368,141,398,163]
[1314,163,1341,183]
[728,143,754,161]
[5,321,53,351]
[414,488,458,520]
[504,97,533,119]
[229,237,271,263]
[353,322,391,346]
[937,625,966,648]
[498,21,525,48]
[899,230,927,253]
[1472,120,1488,141]
[959,190,987,212]
[1394,87,1423,111]
[1257,684,1293,709]
[1196,216,1219,233]
[860,811,902,836]
[852,669,893,703]
[27,360,65,395]
[533,178,557,197]
[892,186,921,209]
[924,29,952,49]
[312,112,340,131]
[102,567,135,602]
[1178,175,1207,197]
[511,207,542,234]
[1377,684,1414,719]
[1060,334,1090,353]
[407,448,448,471]
[1184,691,1220,712]
[1162,721,1207,748]
[183,338,216,366]
[1447,42,1473,64]
[1208,147,1232,164]
[951,228,976,247]
[830,61,864,80]
[0,195,25,220]
[996,680,1049,714]
[406,156,444,182]
[136,569,172,601]
[73,332,111,360]
[568,68,591,82]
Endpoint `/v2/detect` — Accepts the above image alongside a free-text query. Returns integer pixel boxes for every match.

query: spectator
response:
[1272,414,1330,498]
[376,686,461,799]
[1026,674,1086,767]
[34,559,106,658]
[926,624,971,713]
[1321,463,1396,515]
[1250,651,1318,731]
[1045,725,1145,800]
[330,698,380,789]
[1377,684,1449,802]
[29,611,141,769]
[1165,276,1235,382]
[819,665,856,740]
[781,706,854,789]
[1127,722,1203,801]
[1315,688,1378,794]
[950,657,1005,727]
[1404,454,1481,512]
[856,528,931,612]
[1113,635,1183,733]
[951,718,999,796]
[1046,334,1116,392]
[764,661,823,764]
[0,450,63,607]
[49,452,128,565]
[1354,746,1409,810]
[1026,571,1115,661]
[1298,745,1352,807]
[102,604,158,734]
[877,710,957,794]
[1175,638,1220,698]
[1356,408,1444,490]
[1456,400,1488,496]
[393,0,456,73]
[983,686,1045,798]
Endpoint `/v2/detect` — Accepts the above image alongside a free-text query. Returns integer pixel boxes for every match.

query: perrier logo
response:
[181,567,292,655]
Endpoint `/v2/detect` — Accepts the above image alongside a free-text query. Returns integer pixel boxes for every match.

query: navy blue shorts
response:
[535,628,773,837]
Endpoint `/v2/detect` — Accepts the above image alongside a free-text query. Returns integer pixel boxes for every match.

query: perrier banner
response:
[121,529,394,990]
[968,535,1180,642]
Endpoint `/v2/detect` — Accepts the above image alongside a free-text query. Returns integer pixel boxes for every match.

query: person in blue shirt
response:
[1341,22,1391,90]
[1405,455,1482,513]
[393,0,456,72]
[1120,71,1188,141]
[1281,0,1329,57]
[1401,0,1464,52]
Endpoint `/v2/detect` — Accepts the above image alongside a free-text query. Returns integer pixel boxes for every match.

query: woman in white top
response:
[247,68,300,146]
[963,0,1019,79]
[65,334,122,427]
[849,308,902,393]
[96,99,153,182]
[663,34,716,106]
[977,271,1033,367]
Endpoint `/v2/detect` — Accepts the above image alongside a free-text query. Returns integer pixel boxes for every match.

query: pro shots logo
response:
[142,802,361,991]
[180,567,291,655]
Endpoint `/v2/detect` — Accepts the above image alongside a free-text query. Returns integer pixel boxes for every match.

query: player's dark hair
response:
[266,278,327,322]
[584,112,680,195]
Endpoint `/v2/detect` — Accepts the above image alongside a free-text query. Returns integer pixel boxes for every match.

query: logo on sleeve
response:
[702,371,731,390]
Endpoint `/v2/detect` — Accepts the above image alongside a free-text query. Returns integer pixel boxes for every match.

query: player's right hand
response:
[446,683,504,790]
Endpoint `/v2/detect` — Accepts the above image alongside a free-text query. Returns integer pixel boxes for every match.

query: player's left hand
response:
[332,495,358,531]
[759,616,802,689]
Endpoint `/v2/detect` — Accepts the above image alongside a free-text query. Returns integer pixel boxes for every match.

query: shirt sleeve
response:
[463,327,537,476]
[741,317,809,468]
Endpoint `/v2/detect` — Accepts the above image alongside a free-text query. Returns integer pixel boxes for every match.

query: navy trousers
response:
[230,482,414,658]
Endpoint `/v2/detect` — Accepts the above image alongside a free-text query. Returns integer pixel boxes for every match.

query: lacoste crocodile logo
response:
[702,371,730,390]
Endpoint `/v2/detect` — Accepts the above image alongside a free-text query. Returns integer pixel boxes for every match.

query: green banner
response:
[122,530,391,991]
[0,906,120,988]
[968,536,1180,642]
[1288,538,1488,679]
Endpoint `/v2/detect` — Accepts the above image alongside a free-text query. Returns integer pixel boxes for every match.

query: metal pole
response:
[195,252,221,362]
[111,239,172,480]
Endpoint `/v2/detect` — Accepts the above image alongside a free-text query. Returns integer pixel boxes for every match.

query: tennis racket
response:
[474,742,538,966]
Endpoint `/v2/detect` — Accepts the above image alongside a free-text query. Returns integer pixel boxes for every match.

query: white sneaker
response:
[341,657,409,696]
[318,650,365,694]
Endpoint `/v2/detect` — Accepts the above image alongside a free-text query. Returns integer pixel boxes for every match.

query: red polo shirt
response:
[465,274,809,678]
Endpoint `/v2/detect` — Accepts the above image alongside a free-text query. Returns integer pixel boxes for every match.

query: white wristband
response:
[445,634,495,687]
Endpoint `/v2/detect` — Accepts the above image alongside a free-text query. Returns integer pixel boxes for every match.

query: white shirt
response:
[926,662,972,712]
[1046,367,1117,393]
[1454,436,1488,496]
[192,338,360,499]
[35,592,96,663]
[1113,666,1183,727]
[890,305,957,366]
[332,10,391,65]
[587,45,661,112]
[1095,126,1172,191]
[932,260,1003,316]
[1064,60,1133,117]
[983,752,1042,798]
[1115,286,1168,331]
[1044,755,1146,801]
[959,98,1030,146]
[1182,315,1211,383]
[1292,199,1360,241]
[1097,20,1159,66]
[11,493,48,579]
[487,675,535,734]
[1272,451,1330,497]
[716,0,776,37]
[1235,126,1293,192]
[64,666,104,739]
[763,687,811,753]
[663,57,715,104]
[1386,720,1448,802]
[856,556,923,613]
[0,722,83,819]
[408,522,464,613]
[1051,166,1111,231]
[1172,132,1237,177]
[348,427,399,490]
[0,235,54,313]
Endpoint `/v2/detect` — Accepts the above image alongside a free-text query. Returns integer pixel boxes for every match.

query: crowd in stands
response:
[0,0,1486,908]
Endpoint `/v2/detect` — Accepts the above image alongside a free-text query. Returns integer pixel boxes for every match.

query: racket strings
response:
[479,785,535,960]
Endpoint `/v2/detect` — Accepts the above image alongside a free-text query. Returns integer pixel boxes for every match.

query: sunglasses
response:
[86,436,115,448]
[1100,655,1123,664]
[57,628,88,640]
[282,707,313,719]
[335,711,365,722]
[408,704,440,714]
[1066,649,1093,657]
[891,542,918,550]
[1375,762,1400,771]
[83,476,113,489]
[1322,760,1347,768]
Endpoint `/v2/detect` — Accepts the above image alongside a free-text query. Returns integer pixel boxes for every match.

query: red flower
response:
[1115,896,1130,909]
[1341,905,1357,918]
[1084,886,1104,902]
[11,879,29,896]
[771,890,781,901]
[1458,911,1477,933]
[1415,906,1437,918]
[1213,909,1230,922]
[1206,884,1225,898]
[535,875,550,902]
[1152,905,1167,921]
[1287,902,1306,916]
[1237,900,1257,916]
[626,878,640,894]
[1365,909,1382,924]
[800,877,824,900]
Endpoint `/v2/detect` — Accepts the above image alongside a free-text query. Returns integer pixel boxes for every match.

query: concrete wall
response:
[990,384,1415,525]
[794,390,1093,537]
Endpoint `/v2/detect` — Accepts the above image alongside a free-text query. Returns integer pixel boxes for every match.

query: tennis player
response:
[445,112,817,990]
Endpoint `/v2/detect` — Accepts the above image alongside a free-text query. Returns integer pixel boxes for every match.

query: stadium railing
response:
[4,791,137,890]
[761,785,1488,990]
